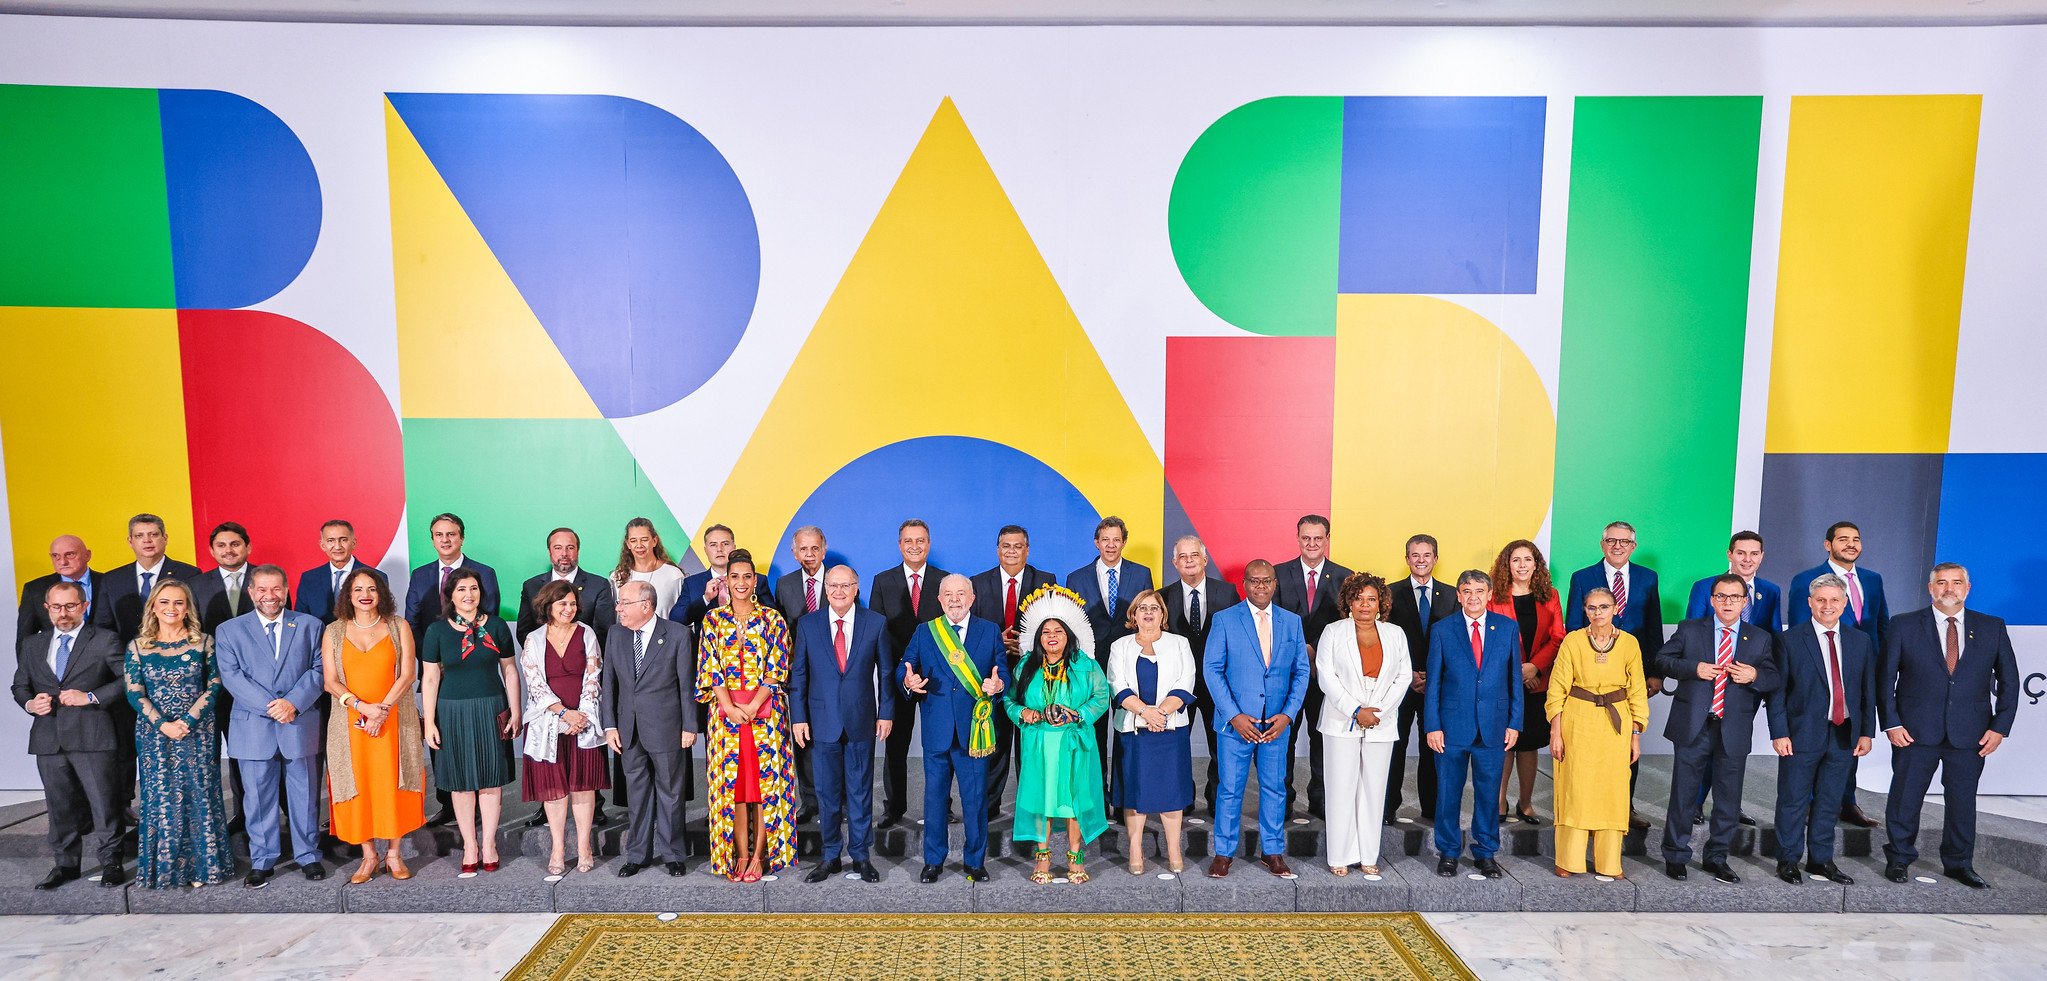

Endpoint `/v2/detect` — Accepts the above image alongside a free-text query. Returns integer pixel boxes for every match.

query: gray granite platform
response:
[3,756,2042,914]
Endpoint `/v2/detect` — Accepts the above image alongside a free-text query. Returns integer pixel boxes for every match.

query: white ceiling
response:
[4,0,2046,27]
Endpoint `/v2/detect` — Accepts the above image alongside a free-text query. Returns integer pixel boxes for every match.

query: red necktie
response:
[804,575,818,614]
[1306,568,1318,610]
[1825,629,1847,726]
[1711,626,1733,717]
[1469,619,1483,671]
[1004,576,1018,629]
[909,571,921,617]
[1612,570,1627,620]
[834,617,849,673]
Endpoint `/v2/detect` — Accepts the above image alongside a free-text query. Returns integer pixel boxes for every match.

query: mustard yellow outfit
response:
[1545,628,1648,876]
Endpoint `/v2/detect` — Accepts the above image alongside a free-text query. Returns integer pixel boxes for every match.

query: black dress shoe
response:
[919,864,943,883]
[1777,861,1802,885]
[302,862,328,881]
[1702,861,1740,883]
[664,861,687,877]
[99,866,128,888]
[1945,867,1990,889]
[1474,857,1503,879]
[1692,814,1705,827]
[964,866,989,882]
[1436,857,1457,877]
[522,812,547,829]
[855,861,880,883]
[616,862,644,878]
[1664,861,1688,880]
[878,813,903,829]
[34,867,80,890]
[1628,812,1650,830]
[1738,813,1758,827]
[592,808,610,827]
[804,859,843,883]
[425,810,453,828]
[796,806,818,824]
[1884,862,1910,883]
[1806,862,1853,885]
[1839,804,1879,828]
[245,868,274,889]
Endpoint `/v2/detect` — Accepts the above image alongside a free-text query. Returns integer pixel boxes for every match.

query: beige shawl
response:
[323,617,426,802]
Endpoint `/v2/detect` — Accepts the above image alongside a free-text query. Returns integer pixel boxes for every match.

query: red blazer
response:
[1488,591,1565,691]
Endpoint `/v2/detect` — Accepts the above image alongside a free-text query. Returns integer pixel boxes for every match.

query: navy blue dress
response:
[1111,655,1195,813]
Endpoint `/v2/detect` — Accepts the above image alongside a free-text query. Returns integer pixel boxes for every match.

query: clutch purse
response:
[496,708,513,733]
[1044,703,1077,726]
[732,689,774,720]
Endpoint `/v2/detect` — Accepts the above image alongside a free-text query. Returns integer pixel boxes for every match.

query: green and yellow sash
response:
[929,618,997,758]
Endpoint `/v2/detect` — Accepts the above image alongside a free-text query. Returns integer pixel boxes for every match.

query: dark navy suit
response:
[1655,617,1780,865]
[897,615,1009,867]
[293,560,386,624]
[1790,562,1889,814]
[1767,620,1875,865]
[792,607,894,863]
[970,565,1054,814]
[95,558,203,642]
[1160,575,1240,807]
[1879,606,2018,871]
[1683,574,1782,817]
[1423,610,1524,861]
[1273,558,1352,815]
[403,557,500,641]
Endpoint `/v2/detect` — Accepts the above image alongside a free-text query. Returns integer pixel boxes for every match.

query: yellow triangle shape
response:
[700,99,1164,569]
[386,99,599,419]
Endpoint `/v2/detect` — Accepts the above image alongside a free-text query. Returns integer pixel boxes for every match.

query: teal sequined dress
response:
[125,636,233,889]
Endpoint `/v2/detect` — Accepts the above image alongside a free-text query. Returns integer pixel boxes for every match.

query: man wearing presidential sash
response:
[899,574,1010,882]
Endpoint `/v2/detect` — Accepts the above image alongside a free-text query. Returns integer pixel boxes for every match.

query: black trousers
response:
[1661,716,1746,864]
[882,709,917,818]
[1385,686,1436,820]
[1885,739,1985,870]
[38,749,125,870]
[984,698,1021,816]
[1282,684,1326,813]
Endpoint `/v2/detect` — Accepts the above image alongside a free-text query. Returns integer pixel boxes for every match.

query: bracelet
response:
[340,693,357,708]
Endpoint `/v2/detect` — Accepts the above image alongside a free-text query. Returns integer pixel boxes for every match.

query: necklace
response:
[1588,629,1616,662]
[348,616,381,629]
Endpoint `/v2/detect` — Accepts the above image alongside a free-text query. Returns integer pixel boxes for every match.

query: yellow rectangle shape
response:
[1767,95,1980,454]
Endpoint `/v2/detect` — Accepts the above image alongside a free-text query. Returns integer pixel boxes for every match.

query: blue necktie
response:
[66,576,89,608]
[266,621,281,662]
[54,634,72,678]
[1417,585,1432,631]
[1106,566,1120,617]
[332,567,345,599]
[138,570,155,600]
[1188,588,1203,632]
[633,629,647,676]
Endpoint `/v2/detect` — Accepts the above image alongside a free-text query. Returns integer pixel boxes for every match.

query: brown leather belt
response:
[1569,686,1628,734]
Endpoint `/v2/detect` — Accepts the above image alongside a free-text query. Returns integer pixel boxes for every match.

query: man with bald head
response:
[898,573,1009,882]
[601,579,701,877]
[17,535,104,645]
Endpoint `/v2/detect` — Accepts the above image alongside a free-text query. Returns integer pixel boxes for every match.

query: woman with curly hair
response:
[1488,540,1565,825]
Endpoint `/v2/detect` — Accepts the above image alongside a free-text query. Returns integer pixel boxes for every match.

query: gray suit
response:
[11,625,128,870]
[601,618,701,864]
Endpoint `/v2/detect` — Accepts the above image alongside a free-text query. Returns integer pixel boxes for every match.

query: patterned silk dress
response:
[696,604,798,876]
[125,636,233,888]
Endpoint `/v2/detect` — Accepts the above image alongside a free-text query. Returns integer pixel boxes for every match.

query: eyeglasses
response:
[44,602,83,612]
[1602,537,1636,547]
[825,582,857,590]
[1710,593,1746,602]
[1244,576,1276,585]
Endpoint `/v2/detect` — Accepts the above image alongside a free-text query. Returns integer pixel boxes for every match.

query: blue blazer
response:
[1765,621,1877,751]
[1878,607,2018,749]
[1788,563,1889,653]
[294,560,386,624]
[1065,561,1153,661]
[1564,562,1664,674]
[1423,611,1525,749]
[792,608,896,743]
[1200,601,1309,728]
[1654,617,1780,751]
[897,616,1010,753]
[213,610,326,761]
[1685,575,1782,632]
[405,558,500,639]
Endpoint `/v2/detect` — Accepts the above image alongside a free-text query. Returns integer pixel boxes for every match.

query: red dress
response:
[521,631,611,801]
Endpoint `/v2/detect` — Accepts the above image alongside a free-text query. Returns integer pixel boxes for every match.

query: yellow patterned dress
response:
[697,604,798,876]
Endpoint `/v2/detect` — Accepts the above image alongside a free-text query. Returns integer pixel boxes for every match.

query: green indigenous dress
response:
[1005,655,1111,844]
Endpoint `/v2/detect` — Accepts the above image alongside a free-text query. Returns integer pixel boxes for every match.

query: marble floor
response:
[0,911,2041,979]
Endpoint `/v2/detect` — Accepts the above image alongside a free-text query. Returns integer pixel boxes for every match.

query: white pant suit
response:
[1315,618,1412,868]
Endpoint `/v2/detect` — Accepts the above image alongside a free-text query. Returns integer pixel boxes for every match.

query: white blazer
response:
[1106,632,1198,733]
[519,622,607,762]
[1314,619,1411,742]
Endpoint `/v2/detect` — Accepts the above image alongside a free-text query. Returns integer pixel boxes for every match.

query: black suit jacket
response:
[1159,576,1240,704]
[1879,607,2019,749]
[17,570,105,646]
[188,567,253,634]
[94,559,203,642]
[969,565,1056,635]
[1273,558,1352,651]
[1655,617,1781,752]
[1386,577,1457,671]
[773,567,840,627]
[404,558,501,643]
[515,568,618,642]
[868,564,944,715]
[10,625,126,755]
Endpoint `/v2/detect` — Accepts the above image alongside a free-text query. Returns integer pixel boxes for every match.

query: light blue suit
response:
[1201,600,1308,857]
[215,609,326,870]
[1424,610,1524,860]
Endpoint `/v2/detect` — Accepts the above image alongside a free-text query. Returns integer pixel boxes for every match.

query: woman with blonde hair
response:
[125,578,232,888]
[324,567,425,883]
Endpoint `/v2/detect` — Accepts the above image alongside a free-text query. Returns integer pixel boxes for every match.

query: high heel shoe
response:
[461,861,478,874]
[387,855,412,880]
[1030,848,1053,885]
[482,858,500,873]
[547,857,566,876]
[1067,850,1090,885]
[350,858,380,884]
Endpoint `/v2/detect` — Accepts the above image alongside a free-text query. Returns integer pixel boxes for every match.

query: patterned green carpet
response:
[505,912,1477,980]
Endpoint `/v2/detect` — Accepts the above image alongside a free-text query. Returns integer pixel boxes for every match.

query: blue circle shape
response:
[769,437,1105,591]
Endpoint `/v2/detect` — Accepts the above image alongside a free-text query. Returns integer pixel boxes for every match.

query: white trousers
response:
[1325,736,1394,867]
